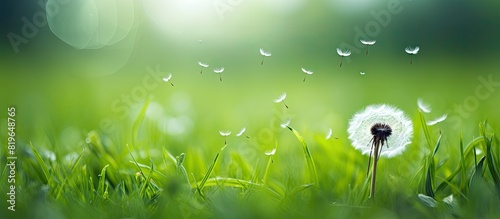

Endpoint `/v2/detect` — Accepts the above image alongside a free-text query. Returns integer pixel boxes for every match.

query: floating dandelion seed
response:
[326,128,333,140]
[214,67,225,81]
[198,61,209,74]
[265,148,277,156]
[236,127,249,138]
[280,118,291,129]
[219,130,231,144]
[301,68,313,82]
[427,114,447,126]
[417,98,432,113]
[162,74,174,86]
[405,46,420,64]
[337,48,351,67]
[347,104,413,200]
[360,72,366,76]
[360,39,376,55]
[274,92,289,108]
[259,48,272,65]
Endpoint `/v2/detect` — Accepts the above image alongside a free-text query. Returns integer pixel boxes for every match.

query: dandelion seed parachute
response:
[347,104,413,158]
[417,98,432,113]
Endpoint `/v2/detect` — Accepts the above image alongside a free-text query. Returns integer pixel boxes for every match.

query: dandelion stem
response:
[410,57,413,65]
[261,56,265,65]
[370,139,381,200]
[340,58,343,67]
[283,101,289,109]
[365,46,369,55]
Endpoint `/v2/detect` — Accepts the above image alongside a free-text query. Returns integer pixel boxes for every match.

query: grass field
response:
[2,0,500,218]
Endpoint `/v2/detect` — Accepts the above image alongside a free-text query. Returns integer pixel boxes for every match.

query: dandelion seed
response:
[162,73,174,86]
[236,127,249,138]
[337,48,351,67]
[214,67,225,82]
[265,148,277,156]
[326,128,333,140]
[360,39,376,55]
[405,46,420,64]
[273,92,289,108]
[427,114,447,126]
[347,104,413,200]
[417,98,431,113]
[475,148,483,155]
[259,48,272,65]
[301,68,313,82]
[360,72,366,76]
[219,130,231,144]
[280,118,291,129]
[198,61,209,74]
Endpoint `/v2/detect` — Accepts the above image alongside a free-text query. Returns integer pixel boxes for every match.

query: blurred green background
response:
[1,1,500,218]
[1,0,500,148]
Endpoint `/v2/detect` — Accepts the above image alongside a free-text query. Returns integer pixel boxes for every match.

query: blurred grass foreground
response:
[1,0,500,218]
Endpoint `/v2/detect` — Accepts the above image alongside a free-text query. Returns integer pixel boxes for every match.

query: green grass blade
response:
[482,132,500,198]
[419,110,434,150]
[140,159,155,198]
[97,164,109,199]
[127,144,145,177]
[431,133,442,158]
[469,156,486,189]
[197,144,227,195]
[55,151,85,200]
[286,126,319,188]
[459,133,467,192]
[131,96,151,146]
[425,134,441,197]
[176,153,192,193]
[29,142,52,185]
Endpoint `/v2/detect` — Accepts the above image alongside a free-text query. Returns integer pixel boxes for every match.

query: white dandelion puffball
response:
[347,104,413,158]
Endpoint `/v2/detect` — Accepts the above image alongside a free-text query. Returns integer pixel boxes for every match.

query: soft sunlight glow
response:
[261,0,306,14]
[143,0,214,36]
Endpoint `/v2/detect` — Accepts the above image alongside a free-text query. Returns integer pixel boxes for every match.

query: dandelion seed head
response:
[417,98,432,113]
[274,92,287,103]
[301,68,313,75]
[360,39,376,45]
[405,46,420,55]
[336,48,351,57]
[360,72,366,75]
[260,48,272,57]
[427,114,447,126]
[219,130,231,136]
[280,118,291,129]
[214,67,225,74]
[198,62,209,68]
[162,74,172,82]
[236,127,246,137]
[265,148,277,156]
[347,104,413,158]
